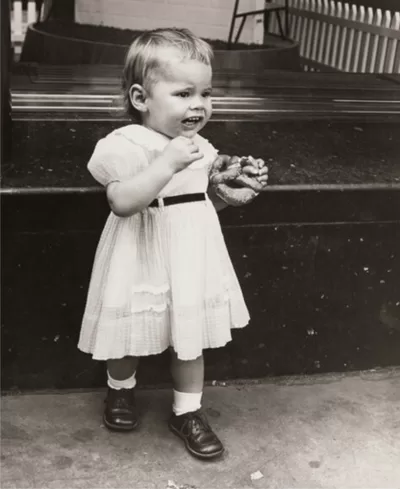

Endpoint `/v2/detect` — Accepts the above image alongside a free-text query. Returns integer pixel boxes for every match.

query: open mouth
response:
[182,116,203,126]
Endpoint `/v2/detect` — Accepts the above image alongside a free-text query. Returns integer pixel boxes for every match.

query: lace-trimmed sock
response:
[107,371,137,390]
[173,390,202,416]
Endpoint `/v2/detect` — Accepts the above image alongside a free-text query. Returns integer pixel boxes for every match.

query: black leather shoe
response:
[168,410,224,460]
[103,387,139,432]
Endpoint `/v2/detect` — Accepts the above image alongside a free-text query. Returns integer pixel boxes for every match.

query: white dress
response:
[78,124,250,361]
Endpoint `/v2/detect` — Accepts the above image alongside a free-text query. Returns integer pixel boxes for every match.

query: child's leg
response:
[170,351,204,415]
[169,350,224,460]
[108,356,139,382]
[170,350,204,393]
[104,356,140,432]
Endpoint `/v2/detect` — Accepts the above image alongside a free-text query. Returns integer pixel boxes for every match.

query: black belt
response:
[149,193,206,207]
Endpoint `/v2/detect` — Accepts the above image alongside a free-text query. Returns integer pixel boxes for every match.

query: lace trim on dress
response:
[129,291,231,314]
[130,283,171,313]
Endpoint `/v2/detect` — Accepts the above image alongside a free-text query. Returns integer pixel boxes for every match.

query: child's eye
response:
[203,90,212,98]
[177,92,190,98]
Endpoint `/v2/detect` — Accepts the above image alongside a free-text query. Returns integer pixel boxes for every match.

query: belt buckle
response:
[157,197,164,209]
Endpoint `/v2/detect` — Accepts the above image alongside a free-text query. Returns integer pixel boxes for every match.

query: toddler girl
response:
[78,27,268,460]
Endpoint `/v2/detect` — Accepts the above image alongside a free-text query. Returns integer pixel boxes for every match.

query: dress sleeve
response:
[87,133,148,187]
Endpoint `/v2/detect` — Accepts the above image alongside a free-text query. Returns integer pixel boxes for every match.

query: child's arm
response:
[107,136,203,217]
[107,157,175,217]
[207,183,229,212]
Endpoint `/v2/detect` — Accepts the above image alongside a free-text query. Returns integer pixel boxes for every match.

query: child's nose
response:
[189,95,205,110]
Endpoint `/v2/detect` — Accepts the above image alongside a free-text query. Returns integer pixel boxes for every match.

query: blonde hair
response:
[122,28,213,120]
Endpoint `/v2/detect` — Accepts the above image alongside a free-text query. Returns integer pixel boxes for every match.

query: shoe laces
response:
[110,389,134,409]
[186,411,211,435]
[114,397,129,409]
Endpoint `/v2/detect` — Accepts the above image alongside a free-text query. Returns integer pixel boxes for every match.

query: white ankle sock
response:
[107,371,137,390]
[173,389,202,416]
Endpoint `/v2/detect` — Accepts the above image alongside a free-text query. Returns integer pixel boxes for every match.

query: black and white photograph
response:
[1,0,400,488]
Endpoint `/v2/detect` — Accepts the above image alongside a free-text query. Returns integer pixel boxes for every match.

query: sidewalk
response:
[2,368,400,489]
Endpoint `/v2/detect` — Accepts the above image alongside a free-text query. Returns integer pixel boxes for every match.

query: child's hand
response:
[162,136,203,173]
[237,156,268,191]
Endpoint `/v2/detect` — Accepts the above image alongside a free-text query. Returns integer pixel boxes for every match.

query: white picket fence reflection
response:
[11,0,39,58]
[270,0,400,73]
[10,0,400,73]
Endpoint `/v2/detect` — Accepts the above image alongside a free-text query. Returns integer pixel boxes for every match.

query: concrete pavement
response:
[2,368,400,489]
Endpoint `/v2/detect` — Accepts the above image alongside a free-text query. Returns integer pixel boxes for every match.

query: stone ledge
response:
[3,120,400,189]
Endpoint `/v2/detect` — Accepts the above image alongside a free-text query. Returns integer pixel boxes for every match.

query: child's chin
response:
[180,126,201,138]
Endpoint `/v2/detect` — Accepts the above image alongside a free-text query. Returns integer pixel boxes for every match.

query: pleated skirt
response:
[78,198,249,360]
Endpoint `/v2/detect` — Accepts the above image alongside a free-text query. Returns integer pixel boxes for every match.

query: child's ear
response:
[129,84,148,113]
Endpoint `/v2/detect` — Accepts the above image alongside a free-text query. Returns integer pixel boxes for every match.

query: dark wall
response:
[44,0,75,21]
[1,0,12,163]
[3,117,400,391]
[2,189,400,391]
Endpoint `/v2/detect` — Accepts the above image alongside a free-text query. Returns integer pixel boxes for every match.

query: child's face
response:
[142,49,213,139]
